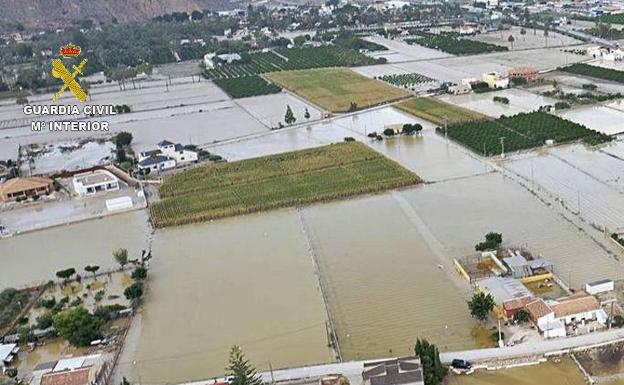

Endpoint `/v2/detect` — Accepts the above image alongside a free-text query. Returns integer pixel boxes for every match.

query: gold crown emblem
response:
[60,43,81,58]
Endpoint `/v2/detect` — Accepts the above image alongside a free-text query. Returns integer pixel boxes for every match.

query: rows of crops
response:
[438,111,612,156]
[396,97,486,125]
[378,73,435,88]
[213,75,281,98]
[560,63,624,83]
[150,142,421,227]
[405,31,508,55]
[205,46,384,80]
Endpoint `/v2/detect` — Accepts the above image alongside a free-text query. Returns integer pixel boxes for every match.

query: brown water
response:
[127,210,332,384]
[447,357,586,385]
[301,193,478,359]
[0,211,150,290]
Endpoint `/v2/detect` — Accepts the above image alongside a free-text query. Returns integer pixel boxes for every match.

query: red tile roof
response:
[41,368,90,385]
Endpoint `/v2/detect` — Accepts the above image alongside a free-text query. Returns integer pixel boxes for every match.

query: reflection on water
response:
[129,210,332,384]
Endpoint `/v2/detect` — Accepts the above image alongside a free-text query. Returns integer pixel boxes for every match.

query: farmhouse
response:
[0,176,53,202]
[72,170,120,197]
[138,140,198,172]
[362,357,424,385]
[482,72,509,89]
[524,294,607,338]
[477,276,533,305]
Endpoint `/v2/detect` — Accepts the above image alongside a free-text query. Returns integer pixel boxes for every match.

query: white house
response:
[157,140,199,164]
[72,170,120,197]
[525,295,607,338]
[137,140,198,172]
[586,279,614,295]
[203,52,242,69]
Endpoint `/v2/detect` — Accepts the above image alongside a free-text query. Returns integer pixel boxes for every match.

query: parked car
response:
[451,359,472,370]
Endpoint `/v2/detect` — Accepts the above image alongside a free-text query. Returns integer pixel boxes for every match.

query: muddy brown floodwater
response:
[127,210,332,384]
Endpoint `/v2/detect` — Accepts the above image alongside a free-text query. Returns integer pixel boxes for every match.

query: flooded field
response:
[368,130,488,182]
[438,89,557,118]
[399,172,624,287]
[467,26,581,50]
[236,92,322,128]
[503,148,624,232]
[447,357,587,385]
[362,36,452,63]
[302,193,477,359]
[128,210,332,384]
[0,210,150,290]
[558,105,624,135]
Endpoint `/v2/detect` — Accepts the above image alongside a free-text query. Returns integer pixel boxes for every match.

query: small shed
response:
[106,196,133,211]
[586,279,614,295]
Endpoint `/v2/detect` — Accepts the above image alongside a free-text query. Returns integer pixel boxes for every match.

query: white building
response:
[585,279,614,295]
[72,170,120,197]
[137,140,198,172]
[525,295,607,339]
[203,52,242,69]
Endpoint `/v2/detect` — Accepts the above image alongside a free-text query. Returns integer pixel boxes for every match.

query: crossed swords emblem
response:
[52,58,88,102]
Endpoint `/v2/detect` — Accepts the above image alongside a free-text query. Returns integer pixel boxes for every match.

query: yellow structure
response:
[482,72,509,89]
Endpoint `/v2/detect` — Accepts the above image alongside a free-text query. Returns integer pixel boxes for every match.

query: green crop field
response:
[439,111,612,156]
[213,75,281,98]
[405,31,508,55]
[396,97,486,125]
[265,68,410,112]
[150,142,421,227]
[204,46,385,80]
[560,63,624,83]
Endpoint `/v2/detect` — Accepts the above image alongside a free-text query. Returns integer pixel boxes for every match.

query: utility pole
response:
[269,362,275,384]
[499,136,505,158]
[444,115,448,140]
[577,191,581,214]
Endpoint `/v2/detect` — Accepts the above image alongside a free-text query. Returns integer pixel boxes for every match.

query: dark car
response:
[451,359,472,370]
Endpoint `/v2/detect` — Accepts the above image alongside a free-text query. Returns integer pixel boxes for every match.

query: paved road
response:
[177,328,624,385]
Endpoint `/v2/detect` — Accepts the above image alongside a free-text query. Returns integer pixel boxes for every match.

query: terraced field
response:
[150,142,421,227]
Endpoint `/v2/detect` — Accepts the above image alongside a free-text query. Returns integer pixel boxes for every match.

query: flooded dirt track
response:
[0,210,150,290]
[129,210,332,384]
[301,194,477,360]
[447,357,587,385]
[399,172,624,288]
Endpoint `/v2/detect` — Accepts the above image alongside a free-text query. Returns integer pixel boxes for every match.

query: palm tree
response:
[113,248,129,270]
[508,35,515,50]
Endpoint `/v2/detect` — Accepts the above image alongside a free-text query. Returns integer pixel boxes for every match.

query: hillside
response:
[0,0,235,31]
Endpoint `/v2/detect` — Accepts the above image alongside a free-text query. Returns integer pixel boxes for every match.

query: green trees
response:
[131,267,148,281]
[468,292,495,321]
[56,268,77,283]
[475,232,503,251]
[284,105,296,125]
[226,345,262,385]
[84,265,100,279]
[493,96,509,105]
[114,132,133,147]
[402,123,423,135]
[113,249,129,270]
[52,306,103,346]
[124,282,144,301]
[507,35,515,50]
[414,339,447,385]
[513,309,529,323]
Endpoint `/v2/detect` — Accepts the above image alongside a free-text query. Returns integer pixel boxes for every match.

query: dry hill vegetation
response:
[150,142,421,227]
